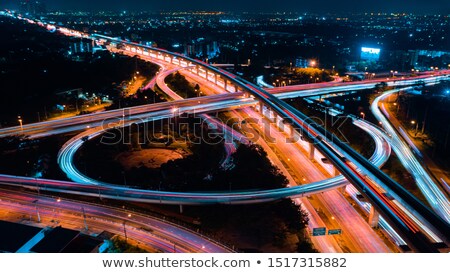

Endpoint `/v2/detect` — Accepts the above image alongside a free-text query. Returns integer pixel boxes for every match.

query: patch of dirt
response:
[116,148,184,170]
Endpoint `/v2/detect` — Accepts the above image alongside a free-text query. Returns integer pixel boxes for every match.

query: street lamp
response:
[411,120,419,135]
[18,116,23,131]
[360,112,366,119]
[309,60,316,67]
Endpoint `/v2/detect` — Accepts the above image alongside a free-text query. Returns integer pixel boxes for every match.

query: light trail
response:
[372,88,450,223]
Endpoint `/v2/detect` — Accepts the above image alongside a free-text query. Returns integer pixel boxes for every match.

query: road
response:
[240,79,449,252]
[53,58,396,252]
[236,107,392,252]
[174,70,392,252]
[4,15,450,251]
[153,64,243,168]
[0,189,232,253]
[372,88,450,224]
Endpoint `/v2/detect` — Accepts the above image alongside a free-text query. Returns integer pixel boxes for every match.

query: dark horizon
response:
[2,0,450,14]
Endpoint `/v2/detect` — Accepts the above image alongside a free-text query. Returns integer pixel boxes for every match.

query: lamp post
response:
[360,112,366,120]
[411,120,419,136]
[18,116,23,131]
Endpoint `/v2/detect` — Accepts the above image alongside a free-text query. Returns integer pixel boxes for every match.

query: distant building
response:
[417,50,450,58]
[360,47,381,62]
[19,0,46,16]
[70,39,94,54]
[294,58,308,68]
[184,40,220,59]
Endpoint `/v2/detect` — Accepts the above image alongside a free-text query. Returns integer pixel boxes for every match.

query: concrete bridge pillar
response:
[257,102,263,112]
[276,115,283,130]
[270,110,277,123]
[196,66,200,76]
[368,205,380,228]
[234,84,238,92]
[215,74,218,85]
[309,142,315,160]
[337,185,347,195]
[179,204,184,214]
[333,166,340,176]
[224,80,228,92]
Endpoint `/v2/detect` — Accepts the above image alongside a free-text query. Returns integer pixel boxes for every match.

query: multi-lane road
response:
[372,88,450,223]
[0,189,232,253]
[2,12,450,252]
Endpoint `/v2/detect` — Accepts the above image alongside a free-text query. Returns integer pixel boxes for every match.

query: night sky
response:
[2,0,450,13]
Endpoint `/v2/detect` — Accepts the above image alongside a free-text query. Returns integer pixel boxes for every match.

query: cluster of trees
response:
[189,199,315,252]
[165,72,200,99]
[107,237,149,253]
[0,135,67,179]
[395,83,450,167]
[288,97,375,159]
[270,67,334,86]
[107,88,164,110]
[0,17,159,126]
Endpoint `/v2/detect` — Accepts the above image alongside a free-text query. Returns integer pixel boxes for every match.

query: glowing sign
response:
[361,47,381,61]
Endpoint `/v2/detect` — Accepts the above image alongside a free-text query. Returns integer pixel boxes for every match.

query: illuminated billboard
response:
[361,47,381,61]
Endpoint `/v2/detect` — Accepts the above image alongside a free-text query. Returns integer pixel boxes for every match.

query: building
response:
[294,58,309,68]
[0,220,106,253]
[19,1,46,16]
[70,39,95,54]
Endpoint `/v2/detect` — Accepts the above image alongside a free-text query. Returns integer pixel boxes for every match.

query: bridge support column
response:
[224,80,228,92]
[179,204,184,214]
[234,84,238,93]
[270,110,277,123]
[256,102,263,112]
[215,74,218,85]
[276,115,284,131]
[289,125,295,139]
[196,66,200,76]
[368,206,380,228]
[333,166,340,176]
[309,142,315,160]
